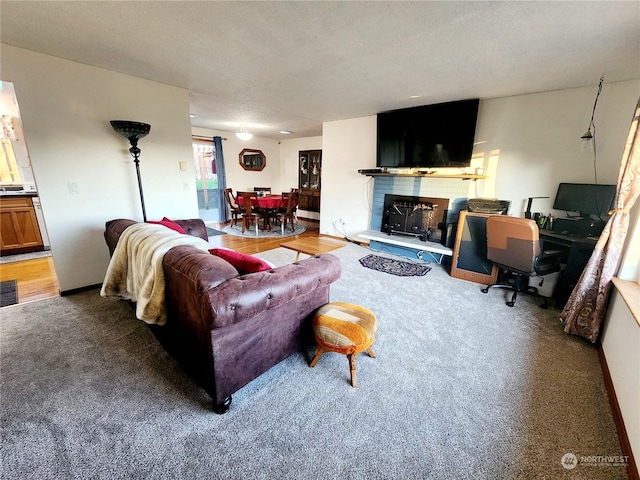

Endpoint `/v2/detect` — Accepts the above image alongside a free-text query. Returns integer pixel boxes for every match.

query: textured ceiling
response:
[1,1,639,139]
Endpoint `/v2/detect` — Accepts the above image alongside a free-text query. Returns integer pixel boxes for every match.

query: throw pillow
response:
[209,248,272,275]
[147,217,187,234]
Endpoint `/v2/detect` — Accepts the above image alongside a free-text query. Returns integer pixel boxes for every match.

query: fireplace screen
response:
[382,194,450,243]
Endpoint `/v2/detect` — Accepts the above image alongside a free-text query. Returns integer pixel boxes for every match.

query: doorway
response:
[0,80,59,305]
[192,136,219,225]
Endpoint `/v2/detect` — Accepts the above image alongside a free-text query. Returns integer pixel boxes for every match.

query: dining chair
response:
[253,187,271,197]
[223,188,242,226]
[238,192,261,235]
[275,190,298,234]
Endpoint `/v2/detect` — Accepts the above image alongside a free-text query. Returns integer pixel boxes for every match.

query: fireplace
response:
[381,194,450,244]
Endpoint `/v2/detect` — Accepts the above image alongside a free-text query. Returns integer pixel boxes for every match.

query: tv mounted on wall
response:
[377,99,479,169]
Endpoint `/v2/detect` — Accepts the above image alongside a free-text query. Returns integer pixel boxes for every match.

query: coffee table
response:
[280,237,346,261]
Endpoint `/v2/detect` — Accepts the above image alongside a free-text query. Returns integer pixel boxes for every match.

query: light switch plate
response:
[179,161,187,171]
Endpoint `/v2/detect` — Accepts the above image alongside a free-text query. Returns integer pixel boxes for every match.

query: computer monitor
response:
[552,183,616,218]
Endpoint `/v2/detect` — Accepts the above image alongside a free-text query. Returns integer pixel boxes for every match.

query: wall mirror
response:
[239,148,266,171]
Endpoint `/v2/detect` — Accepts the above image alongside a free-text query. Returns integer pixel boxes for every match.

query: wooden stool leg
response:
[309,346,325,367]
[366,347,376,358]
[348,353,357,387]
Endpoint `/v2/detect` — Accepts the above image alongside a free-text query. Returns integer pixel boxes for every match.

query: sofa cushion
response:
[147,217,187,234]
[209,248,272,275]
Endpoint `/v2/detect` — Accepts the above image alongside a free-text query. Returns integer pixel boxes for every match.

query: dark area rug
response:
[359,254,431,276]
[206,227,226,236]
[0,279,18,307]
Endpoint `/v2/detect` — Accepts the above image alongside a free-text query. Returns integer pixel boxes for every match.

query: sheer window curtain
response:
[213,136,229,223]
[561,97,640,342]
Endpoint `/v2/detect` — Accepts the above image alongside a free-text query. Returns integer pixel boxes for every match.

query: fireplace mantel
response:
[359,172,487,180]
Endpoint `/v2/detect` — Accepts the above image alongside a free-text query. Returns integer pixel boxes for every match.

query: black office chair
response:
[481,216,562,308]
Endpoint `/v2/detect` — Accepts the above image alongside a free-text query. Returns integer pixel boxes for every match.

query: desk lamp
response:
[524,196,549,220]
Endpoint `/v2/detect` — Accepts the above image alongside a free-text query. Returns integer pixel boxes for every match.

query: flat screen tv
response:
[377,99,479,169]
[553,183,617,218]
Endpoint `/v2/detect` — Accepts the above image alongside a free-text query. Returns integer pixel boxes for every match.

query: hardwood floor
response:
[207,218,321,254]
[0,218,321,307]
[0,256,60,305]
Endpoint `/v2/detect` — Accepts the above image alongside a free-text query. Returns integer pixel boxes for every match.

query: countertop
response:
[0,191,38,197]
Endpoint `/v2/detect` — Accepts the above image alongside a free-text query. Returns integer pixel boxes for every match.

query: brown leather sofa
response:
[104,218,341,413]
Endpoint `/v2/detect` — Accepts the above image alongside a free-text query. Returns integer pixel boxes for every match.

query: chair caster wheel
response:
[213,395,232,414]
[480,287,489,293]
[505,301,515,307]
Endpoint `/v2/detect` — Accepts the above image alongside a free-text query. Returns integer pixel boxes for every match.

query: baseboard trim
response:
[60,283,102,296]
[597,343,639,480]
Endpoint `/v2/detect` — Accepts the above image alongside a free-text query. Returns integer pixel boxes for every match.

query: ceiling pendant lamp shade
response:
[236,125,253,141]
[110,120,151,221]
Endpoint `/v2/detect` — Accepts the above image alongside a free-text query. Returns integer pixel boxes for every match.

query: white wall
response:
[191,126,280,194]
[321,116,377,236]
[601,291,640,467]
[475,81,639,217]
[1,45,197,292]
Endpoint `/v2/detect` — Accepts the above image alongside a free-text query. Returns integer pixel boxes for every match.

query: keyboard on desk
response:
[540,230,598,244]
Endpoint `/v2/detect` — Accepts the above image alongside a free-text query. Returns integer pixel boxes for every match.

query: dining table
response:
[236,194,285,210]
[236,194,285,233]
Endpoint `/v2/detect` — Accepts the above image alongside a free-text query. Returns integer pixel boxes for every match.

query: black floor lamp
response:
[110,120,151,221]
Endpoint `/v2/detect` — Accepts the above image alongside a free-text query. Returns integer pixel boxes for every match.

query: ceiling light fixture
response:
[279,130,292,135]
[580,74,604,183]
[235,125,253,141]
[581,74,604,145]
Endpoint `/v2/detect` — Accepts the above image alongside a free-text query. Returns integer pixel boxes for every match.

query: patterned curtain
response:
[213,136,229,223]
[561,97,640,342]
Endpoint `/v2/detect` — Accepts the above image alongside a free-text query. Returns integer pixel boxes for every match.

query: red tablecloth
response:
[237,194,284,209]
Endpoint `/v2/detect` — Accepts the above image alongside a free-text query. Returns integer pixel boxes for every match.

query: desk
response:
[539,230,598,308]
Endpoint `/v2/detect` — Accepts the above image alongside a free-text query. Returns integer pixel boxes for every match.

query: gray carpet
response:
[0,243,626,479]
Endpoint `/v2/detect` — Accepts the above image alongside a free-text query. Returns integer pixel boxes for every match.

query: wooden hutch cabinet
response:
[298,150,321,213]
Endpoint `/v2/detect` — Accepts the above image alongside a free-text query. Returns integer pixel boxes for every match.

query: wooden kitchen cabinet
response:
[298,150,321,213]
[0,196,44,255]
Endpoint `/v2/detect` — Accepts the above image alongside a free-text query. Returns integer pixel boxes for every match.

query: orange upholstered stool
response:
[309,302,377,387]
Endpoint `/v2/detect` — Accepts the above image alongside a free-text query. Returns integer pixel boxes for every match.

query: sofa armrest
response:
[104,218,208,256]
[175,219,208,241]
[104,219,137,256]
[206,254,341,329]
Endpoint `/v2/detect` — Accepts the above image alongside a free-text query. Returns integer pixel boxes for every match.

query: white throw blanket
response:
[100,223,211,325]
